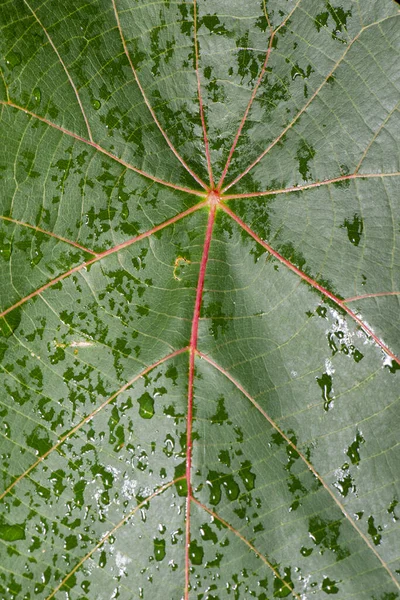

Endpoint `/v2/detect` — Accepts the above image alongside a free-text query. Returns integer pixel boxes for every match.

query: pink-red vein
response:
[344,291,400,303]
[222,172,400,200]
[112,0,208,191]
[217,31,275,191]
[221,203,400,365]
[191,496,301,599]
[185,196,216,599]
[1,101,205,197]
[0,201,207,320]
[221,26,366,193]
[45,477,185,600]
[0,348,187,502]
[193,0,214,189]
[0,216,97,255]
[23,0,93,142]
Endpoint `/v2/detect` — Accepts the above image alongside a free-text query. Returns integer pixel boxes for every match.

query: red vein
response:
[344,291,400,303]
[196,351,400,591]
[0,101,206,197]
[46,477,184,600]
[0,348,187,502]
[192,497,301,600]
[193,0,214,188]
[221,27,366,193]
[112,0,208,191]
[217,32,275,191]
[23,0,93,142]
[222,172,400,200]
[221,203,400,365]
[0,216,97,255]
[0,201,207,319]
[185,193,217,600]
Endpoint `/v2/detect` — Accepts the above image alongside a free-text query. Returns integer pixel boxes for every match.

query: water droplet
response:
[153,538,166,561]
[0,522,25,541]
[99,550,107,567]
[137,392,154,419]
[33,87,41,104]
[367,515,382,545]
[322,577,339,594]
[189,539,204,565]
[5,51,21,70]
[92,99,101,110]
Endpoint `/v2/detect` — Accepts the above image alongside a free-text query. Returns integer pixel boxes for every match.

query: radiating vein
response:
[344,291,400,303]
[222,172,400,199]
[193,0,214,188]
[221,13,400,193]
[0,101,206,197]
[0,215,97,255]
[22,0,93,142]
[216,30,275,191]
[111,0,208,190]
[221,203,400,366]
[0,200,207,319]
[196,351,400,591]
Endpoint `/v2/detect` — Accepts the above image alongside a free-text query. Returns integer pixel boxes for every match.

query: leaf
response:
[0,0,399,598]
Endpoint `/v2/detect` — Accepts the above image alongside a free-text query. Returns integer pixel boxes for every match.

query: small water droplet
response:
[6,51,21,70]
[33,87,41,104]
[92,99,101,110]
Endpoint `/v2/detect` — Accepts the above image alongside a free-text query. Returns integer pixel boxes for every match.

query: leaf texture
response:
[0,1,399,599]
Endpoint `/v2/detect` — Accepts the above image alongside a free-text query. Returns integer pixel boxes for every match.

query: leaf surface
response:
[0,1,399,599]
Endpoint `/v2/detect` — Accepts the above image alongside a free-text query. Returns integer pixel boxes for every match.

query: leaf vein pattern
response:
[0,348,188,502]
[0,216,97,255]
[191,497,301,600]
[22,0,93,142]
[0,101,206,196]
[193,0,214,188]
[196,352,400,590]
[1,4,399,598]
[221,203,400,365]
[44,478,184,599]
[111,0,208,190]
[185,196,217,598]
[0,201,206,318]
[221,13,400,193]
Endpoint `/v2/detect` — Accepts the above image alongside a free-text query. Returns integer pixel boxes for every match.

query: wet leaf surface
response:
[0,0,399,598]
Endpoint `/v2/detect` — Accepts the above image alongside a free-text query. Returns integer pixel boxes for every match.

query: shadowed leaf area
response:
[0,0,399,599]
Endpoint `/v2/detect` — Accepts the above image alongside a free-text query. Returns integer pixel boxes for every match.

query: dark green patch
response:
[316,372,333,410]
[296,140,315,180]
[341,214,363,246]
[308,516,350,561]
[0,522,25,541]
[154,538,166,561]
[274,567,293,598]
[210,395,229,424]
[137,392,155,419]
[189,539,204,565]
[206,470,240,505]
[346,431,365,465]
[238,460,256,491]
[367,515,382,545]
[322,577,339,594]
[25,427,53,456]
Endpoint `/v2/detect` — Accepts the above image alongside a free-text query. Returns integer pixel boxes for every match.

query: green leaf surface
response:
[0,0,399,598]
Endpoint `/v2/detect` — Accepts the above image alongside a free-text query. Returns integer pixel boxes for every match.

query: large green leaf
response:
[0,0,399,598]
